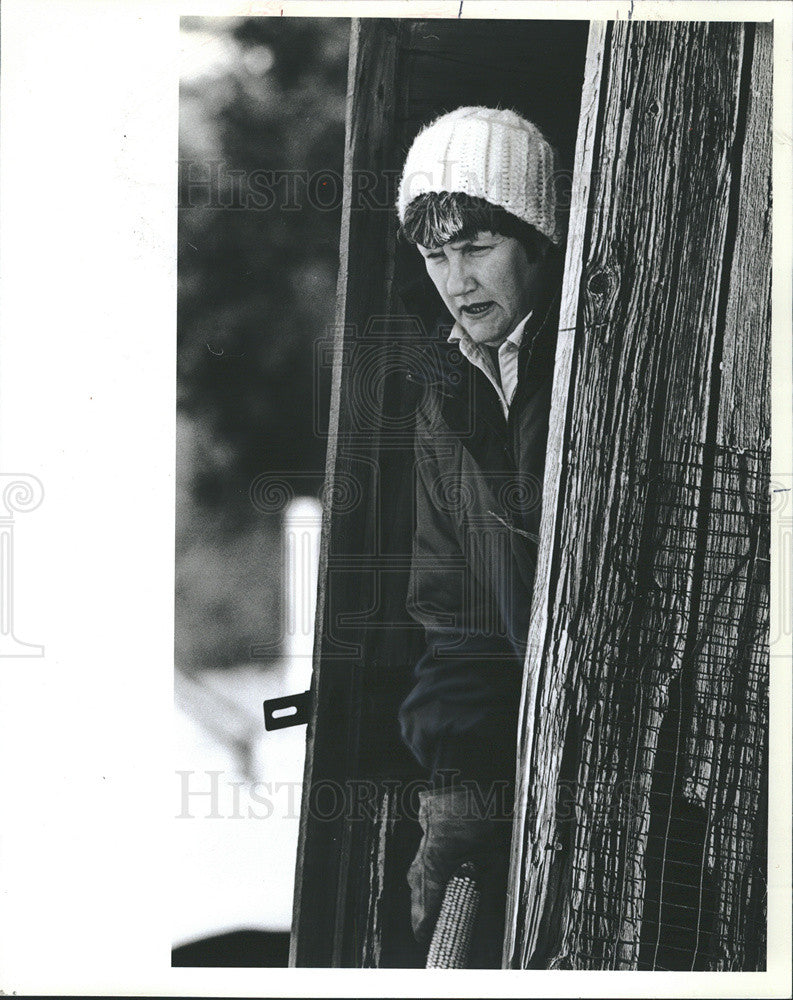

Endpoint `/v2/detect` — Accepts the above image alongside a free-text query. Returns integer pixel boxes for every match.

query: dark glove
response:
[407,784,512,955]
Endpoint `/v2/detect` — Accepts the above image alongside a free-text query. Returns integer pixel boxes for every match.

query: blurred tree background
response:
[177,17,349,671]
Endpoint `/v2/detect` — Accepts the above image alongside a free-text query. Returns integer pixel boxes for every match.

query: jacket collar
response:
[518,287,561,379]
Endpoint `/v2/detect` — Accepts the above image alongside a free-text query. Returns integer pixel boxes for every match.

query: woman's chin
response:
[463,323,508,346]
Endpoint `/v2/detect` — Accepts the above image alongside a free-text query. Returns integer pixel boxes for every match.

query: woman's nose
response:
[445,255,474,298]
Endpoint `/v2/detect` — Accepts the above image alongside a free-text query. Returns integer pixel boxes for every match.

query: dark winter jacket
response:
[398,283,559,786]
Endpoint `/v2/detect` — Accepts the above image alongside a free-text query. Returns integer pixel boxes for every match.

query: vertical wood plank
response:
[290,19,404,967]
[680,23,772,970]
[504,18,610,968]
[510,20,768,970]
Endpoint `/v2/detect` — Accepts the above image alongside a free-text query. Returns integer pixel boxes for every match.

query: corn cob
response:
[425,862,481,968]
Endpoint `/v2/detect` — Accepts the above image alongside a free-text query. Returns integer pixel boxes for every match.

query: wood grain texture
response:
[510,20,770,970]
[504,18,609,968]
[679,23,772,970]
[290,19,408,967]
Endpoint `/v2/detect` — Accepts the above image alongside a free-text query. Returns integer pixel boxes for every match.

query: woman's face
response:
[418,230,548,345]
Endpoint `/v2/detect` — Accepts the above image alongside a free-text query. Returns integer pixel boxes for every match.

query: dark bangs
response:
[400,191,551,260]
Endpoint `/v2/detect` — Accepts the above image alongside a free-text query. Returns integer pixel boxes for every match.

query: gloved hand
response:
[407,784,513,955]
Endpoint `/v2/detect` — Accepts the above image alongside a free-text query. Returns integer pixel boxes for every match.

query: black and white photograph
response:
[0,1,791,995]
[174,8,780,974]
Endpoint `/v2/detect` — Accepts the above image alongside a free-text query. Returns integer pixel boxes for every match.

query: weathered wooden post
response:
[506,20,771,971]
[289,17,454,968]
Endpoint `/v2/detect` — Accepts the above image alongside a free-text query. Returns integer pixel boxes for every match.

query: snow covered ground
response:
[173,659,309,945]
[172,497,319,947]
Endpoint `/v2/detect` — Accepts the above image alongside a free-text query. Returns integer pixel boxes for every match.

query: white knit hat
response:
[397,106,562,245]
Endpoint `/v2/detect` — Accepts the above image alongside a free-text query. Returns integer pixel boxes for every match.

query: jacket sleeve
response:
[399,415,523,786]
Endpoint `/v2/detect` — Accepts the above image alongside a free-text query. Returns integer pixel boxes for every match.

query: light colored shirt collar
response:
[447,312,533,417]
[447,312,530,351]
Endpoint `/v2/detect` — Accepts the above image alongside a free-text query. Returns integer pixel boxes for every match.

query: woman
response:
[395,106,565,965]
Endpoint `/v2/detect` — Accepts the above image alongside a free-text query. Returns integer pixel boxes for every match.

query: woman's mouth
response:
[461,301,494,317]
